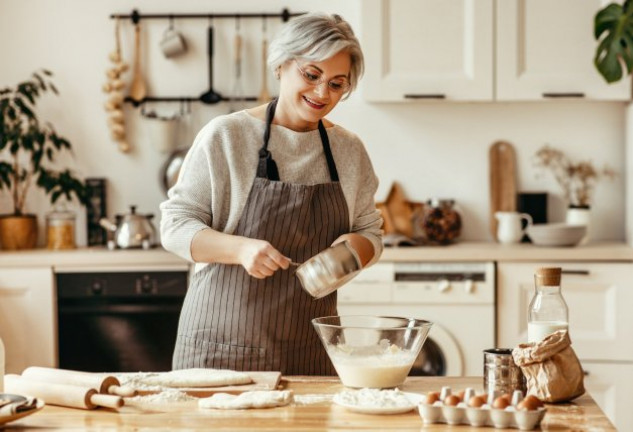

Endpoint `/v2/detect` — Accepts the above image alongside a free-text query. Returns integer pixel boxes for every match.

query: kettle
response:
[99,205,157,250]
[495,211,533,244]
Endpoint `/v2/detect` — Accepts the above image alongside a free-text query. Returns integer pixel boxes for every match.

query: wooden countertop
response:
[8,376,614,431]
[0,242,631,269]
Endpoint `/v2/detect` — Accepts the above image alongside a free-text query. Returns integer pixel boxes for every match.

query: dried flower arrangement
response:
[534,145,616,208]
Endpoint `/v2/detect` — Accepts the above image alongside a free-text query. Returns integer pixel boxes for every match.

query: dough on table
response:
[198,390,294,410]
[120,368,253,388]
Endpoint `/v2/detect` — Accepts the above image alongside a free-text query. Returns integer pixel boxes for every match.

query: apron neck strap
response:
[257,98,339,182]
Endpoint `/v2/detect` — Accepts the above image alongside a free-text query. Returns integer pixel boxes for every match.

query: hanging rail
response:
[110,8,305,105]
[109,8,302,24]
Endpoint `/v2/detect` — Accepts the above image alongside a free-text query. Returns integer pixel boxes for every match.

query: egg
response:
[425,391,440,405]
[492,395,511,409]
[517,395,543,411]
[468,395,485,408]
[444,395,461,406]
[455,390,465,401]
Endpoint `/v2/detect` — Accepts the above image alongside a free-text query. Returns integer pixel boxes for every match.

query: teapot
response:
[495,211,533,244]
[99,205,157,250]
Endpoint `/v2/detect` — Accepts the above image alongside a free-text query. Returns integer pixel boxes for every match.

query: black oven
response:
[56,269,188,372]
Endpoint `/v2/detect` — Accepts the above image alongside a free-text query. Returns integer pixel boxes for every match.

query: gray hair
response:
[268,12,364,97]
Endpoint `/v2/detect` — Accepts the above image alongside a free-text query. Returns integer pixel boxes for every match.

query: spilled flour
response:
[334,388,414,409]
[126,390,196,404]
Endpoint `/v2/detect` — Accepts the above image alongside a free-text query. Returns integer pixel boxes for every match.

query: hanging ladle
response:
[199,24,223,104]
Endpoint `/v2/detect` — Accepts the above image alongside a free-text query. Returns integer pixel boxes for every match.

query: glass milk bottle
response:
[527,267,569,343]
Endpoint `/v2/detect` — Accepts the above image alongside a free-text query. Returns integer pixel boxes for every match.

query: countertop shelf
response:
[0,242,631,268]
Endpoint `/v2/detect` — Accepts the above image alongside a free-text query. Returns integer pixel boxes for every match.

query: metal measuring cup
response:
[294,241,362,299]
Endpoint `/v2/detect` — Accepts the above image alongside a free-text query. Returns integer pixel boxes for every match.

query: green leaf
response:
[594,2,633,83]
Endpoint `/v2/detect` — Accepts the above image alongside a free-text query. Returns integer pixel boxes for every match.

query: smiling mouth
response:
[302,96,326,109]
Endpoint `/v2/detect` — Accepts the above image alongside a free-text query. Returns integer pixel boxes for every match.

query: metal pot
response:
[99,205,157,250]
[295,241,362,299]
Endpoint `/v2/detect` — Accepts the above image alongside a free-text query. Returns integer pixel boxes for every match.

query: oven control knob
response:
[438,280,450,293]
[464,280,475,294]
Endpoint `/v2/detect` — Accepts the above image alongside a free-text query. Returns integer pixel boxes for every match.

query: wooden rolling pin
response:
[5,375,124,410]
[22,367,136,397]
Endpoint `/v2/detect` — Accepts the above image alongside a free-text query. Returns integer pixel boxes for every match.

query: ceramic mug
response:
[160,26,187,58]
[495,211,533,244]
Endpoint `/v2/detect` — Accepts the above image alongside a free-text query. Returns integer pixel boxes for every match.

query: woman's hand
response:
[237,238,291,279]
[190,229,290,278]
[332,233,375,267]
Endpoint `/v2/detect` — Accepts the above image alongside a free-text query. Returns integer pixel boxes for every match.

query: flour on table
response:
[126,389,196,405]
[116,368,252,389]
[334,388,413,409]
[293,394,333,405]
[198,390,293,410]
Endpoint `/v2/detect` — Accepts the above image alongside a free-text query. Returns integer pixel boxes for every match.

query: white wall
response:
[0,0,625,246]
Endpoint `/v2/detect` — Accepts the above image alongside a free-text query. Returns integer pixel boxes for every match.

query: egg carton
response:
[418,387,546,430]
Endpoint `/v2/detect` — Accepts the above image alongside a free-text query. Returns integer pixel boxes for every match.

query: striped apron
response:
[172,99,348,375]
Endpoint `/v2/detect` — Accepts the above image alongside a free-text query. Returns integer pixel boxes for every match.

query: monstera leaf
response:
[595,1,633,83]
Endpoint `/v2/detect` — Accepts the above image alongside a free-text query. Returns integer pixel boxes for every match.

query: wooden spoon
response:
[129,22,147,102]
[258,37,271,102]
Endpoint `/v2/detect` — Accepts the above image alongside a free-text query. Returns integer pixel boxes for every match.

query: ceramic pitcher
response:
[495,211,533,244]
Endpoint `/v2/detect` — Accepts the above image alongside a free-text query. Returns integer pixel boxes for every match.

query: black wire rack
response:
[109,8,305,106]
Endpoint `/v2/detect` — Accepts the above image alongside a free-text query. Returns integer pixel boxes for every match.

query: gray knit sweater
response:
[160,110,383,266]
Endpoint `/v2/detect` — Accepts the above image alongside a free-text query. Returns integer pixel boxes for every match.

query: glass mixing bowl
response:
[312,316,433,388]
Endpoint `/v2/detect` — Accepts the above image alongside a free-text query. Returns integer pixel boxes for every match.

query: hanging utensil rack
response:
[109,8,305,106]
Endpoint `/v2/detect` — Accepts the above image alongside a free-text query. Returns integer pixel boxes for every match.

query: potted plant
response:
[594,1,633,85]
[0,69,88,250]
[534,144,616,242]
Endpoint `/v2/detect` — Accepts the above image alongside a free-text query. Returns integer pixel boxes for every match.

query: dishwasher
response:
[56,266,189,372]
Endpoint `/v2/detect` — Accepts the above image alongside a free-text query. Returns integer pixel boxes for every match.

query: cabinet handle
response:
[404,94,446,99]
[583,369,590,376]
[542,92,585,98]
[561,269,590,276]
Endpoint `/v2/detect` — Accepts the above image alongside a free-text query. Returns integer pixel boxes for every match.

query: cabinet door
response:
[361,0,493,101]
[0,268,56,373]
[496,0,630,100]
[497,262,633,361]
[582,361,633,431]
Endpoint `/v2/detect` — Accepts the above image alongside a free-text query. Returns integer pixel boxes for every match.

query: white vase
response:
[565,206,591,244]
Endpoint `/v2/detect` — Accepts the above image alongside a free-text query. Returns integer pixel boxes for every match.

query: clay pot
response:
[0,214,38,250]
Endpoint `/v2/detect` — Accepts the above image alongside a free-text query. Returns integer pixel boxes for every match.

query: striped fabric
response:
[172,179,349,375]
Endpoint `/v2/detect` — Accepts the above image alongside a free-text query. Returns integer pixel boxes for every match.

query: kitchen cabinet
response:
[0,267,56,373]
[361,0,629,102]
[582,361,633,432]
[496,0,630,101]
[360,0,494,101]
[497,262,633,431]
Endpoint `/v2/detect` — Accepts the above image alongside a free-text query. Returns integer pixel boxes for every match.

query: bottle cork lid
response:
[536,267,561,285]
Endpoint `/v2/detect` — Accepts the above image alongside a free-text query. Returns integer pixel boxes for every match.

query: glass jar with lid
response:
[46,208,76,250]
[420,198,462,245]
[527,267,569,343]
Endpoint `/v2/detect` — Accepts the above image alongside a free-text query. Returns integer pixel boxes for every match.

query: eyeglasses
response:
[294,60,351,94]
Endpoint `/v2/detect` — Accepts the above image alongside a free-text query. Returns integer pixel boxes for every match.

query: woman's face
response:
[276,50,352,131]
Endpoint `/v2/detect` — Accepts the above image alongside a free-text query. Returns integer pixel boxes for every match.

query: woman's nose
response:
[314,81,329,98]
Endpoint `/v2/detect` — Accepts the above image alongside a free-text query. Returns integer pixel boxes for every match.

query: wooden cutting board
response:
[135,371,282,397]
[489,141,517,238]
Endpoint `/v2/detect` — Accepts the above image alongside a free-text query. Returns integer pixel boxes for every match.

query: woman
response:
[160,12,383,375]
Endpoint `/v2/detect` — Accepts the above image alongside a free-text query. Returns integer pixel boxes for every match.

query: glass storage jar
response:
[46,208,76,250]
[421,198,462,245]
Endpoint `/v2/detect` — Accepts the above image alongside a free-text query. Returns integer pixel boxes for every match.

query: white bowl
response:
[526,223,587,247]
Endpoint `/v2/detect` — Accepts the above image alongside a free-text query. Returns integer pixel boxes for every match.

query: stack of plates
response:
[526,223,587,247]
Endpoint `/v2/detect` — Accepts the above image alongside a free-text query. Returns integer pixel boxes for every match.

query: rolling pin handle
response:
[90,393,124,409]
[108,384,138,397]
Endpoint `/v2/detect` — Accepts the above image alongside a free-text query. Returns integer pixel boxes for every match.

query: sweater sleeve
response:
[159,123,216,262]
[350,140,384,268]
